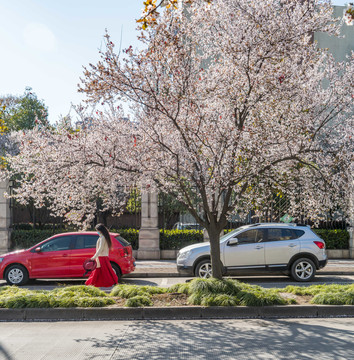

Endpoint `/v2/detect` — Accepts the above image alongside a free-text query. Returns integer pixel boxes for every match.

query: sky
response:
[0,0,350,123]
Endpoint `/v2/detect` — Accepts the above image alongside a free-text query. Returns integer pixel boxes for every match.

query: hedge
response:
[10,230,64,250]
[160,229,204,250]
[9,227,350,251]
[111,228,139,250]
[313,229,349,250]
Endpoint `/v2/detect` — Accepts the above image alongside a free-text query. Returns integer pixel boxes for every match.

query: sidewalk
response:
[127,259,354,278]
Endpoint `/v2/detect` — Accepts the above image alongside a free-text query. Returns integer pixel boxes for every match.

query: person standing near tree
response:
[85,223,118,287]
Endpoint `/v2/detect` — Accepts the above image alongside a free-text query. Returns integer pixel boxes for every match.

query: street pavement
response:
[0,318,353,359]
[0,259,353,291]
[130,259,354,277]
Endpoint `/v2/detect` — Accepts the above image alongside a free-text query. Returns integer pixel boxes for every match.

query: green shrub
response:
[313,229,349,249]
[10,227,349,251]
[10,229,67,250]
[160,229,203,250]
[125,295,153,307]
[111,228,139,250]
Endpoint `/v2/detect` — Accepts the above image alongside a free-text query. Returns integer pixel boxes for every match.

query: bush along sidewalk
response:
[0,285,115,308]
[9,228,350,251]
[1,279,353,309]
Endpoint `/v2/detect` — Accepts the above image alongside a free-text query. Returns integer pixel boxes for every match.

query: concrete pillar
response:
[348,228,353,259]
[0,179,11,253]
[349,180,354,259]
[138,192,160,259]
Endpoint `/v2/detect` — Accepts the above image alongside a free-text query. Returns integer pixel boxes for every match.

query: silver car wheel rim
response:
[295,262,313,280]
[8,268,24,284]
[199,263,212,278]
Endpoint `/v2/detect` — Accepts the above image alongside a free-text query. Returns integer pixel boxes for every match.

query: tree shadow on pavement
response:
[75,317,354,360]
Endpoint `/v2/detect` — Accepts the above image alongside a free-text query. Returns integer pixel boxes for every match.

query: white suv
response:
[177,223,328,282]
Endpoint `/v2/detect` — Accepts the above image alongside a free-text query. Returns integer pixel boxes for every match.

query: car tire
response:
[110,262,122,283]
[5,264,29,286]
[290,258,316,282]
[195,259,212,278]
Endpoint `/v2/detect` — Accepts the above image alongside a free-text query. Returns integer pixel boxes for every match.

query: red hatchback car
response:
[0,231,136,285]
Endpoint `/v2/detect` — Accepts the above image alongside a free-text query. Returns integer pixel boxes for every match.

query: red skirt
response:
[85,256,118,287]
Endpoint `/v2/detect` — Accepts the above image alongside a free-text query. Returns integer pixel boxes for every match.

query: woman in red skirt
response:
[85,223,118,287]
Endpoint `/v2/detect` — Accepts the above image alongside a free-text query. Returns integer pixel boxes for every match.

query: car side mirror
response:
[228,238,239,246]
[35,247,41,253]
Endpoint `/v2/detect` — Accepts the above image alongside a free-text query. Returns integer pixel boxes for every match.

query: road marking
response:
[160,278,168,286]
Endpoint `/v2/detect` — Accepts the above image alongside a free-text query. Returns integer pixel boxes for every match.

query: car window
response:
[40,236,73,252]
[235,229,260,244]
[255,229,266,242]
[115,236,130,247]
[267,228,296,242]
[75,235,99,249]
[293,229,305,238]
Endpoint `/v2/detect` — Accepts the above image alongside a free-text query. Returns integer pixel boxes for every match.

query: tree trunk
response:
[208,227,223,280]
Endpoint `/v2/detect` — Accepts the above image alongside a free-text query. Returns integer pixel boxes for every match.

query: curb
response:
[1,305,354,322]
[125,271,354,278]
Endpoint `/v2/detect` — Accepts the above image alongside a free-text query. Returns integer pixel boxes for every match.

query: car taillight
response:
[314,241,325,249]
[119,248,129,257]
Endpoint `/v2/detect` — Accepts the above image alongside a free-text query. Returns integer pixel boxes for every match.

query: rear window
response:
[75,235,99,249]
[115,236,130,247]
[293,229,305,239]
[267,228,297,241]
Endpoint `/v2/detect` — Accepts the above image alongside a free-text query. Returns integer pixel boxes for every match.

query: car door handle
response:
[288,244,297,247]
[255,245,263,249]
[62,254,68,257]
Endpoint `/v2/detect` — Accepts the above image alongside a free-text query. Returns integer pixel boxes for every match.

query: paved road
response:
[0,318,353,359]
[1,274,353,291]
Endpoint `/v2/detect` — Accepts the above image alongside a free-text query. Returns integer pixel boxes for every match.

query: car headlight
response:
[177,250,191,260]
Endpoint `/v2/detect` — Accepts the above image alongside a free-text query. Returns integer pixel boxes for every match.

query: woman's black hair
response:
[95,223,112,249]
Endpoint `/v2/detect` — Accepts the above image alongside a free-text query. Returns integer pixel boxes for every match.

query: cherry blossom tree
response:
[3,106,141,227]
[4,0,354,279]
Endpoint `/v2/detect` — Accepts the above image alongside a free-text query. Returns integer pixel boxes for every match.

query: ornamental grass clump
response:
[125,295,153,307]
[311,289,354,306]
[51,285,108,297]
[167,283,190,295]
[110,284,166,298]
[200,294,240,307]
[188,278,243,296]
[185,278,287,306]
[283,284,354,297]
[0,285,114,308]
[238,289,287,307]
[3,293,52,309]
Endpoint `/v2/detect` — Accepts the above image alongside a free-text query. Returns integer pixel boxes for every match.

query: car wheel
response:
[195,259,212,278]
[5,264,29,286]
[291,258,316,282]
[110,262,122,283]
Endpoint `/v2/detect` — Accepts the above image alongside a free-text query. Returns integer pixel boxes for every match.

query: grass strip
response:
[1,280,354,308]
